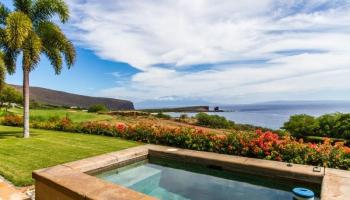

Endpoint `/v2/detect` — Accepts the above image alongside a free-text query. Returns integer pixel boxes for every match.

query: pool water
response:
[96,159,320,200]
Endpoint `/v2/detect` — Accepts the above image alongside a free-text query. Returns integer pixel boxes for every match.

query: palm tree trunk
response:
[23,68,30,138]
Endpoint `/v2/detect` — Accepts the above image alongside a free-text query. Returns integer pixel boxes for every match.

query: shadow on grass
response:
[0,131,39,139]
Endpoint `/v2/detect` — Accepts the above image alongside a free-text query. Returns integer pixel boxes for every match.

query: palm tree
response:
[0,52,5,91]
[0,0,76,138]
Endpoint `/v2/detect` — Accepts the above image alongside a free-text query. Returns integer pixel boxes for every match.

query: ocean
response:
[166,102,350,130]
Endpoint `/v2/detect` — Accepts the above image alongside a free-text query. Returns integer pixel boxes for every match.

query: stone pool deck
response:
[321,168,350,200]
[32,145,350,200]
[0,176,30,200]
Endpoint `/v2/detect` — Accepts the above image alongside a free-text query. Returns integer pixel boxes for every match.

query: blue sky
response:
[3,0,350,107]
[6,48,139,95]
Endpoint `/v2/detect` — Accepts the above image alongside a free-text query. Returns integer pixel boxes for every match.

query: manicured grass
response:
[9,108,114,123]
[0,125,140,186]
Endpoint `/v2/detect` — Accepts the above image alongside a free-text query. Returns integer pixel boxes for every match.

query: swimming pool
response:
[34,145,350,200]
[96,158,320,200]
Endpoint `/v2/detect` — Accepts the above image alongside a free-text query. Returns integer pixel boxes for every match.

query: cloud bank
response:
[65,0,350,104]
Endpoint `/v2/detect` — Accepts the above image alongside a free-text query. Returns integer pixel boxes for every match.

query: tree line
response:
[283,113,350,139]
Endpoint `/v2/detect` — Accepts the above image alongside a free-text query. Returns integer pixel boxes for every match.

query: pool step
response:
[98,165,190,199]
[99,165,162,188]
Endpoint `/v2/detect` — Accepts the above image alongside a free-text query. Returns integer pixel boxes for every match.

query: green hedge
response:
[196,113,234,129]
[283,113,350,139]
[88,104,108,113]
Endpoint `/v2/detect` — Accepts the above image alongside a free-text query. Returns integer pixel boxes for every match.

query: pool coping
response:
[33,145,350,200]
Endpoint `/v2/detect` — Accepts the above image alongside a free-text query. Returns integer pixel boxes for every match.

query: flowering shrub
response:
[1,114,350,169]
[1,114,23,126]
[80,121,350,169]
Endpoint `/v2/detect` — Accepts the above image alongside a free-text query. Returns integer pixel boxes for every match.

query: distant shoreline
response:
[139,106,211,113]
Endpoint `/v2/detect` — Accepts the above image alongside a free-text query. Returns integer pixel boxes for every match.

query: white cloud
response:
[65,0,350,104]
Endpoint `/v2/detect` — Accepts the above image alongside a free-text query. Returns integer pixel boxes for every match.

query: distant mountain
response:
[11,85,134,110]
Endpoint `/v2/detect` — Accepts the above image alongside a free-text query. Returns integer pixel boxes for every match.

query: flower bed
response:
[1,114,350,169]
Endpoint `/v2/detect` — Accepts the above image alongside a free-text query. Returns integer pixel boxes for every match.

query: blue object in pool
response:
[292,188,314,198]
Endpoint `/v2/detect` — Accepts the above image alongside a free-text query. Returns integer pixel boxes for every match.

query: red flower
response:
[275,156,282,161]
[115,123,126,132]
[309,143,317,149]
[256,129,263,135]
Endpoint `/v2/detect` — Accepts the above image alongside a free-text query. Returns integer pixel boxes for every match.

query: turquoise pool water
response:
[96,160,320,200]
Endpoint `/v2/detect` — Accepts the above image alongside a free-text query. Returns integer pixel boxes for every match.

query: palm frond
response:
[0,28,5,47]
[22,31,42,71]
[37,21,76,69]
[36,21,64,47]
[5,12,33,50]
[32,0,69,23]
[44,47,62,74]
[62,40,75,68]
[0,3,10,25]
[3,48,19,74]
[13,0,33,15]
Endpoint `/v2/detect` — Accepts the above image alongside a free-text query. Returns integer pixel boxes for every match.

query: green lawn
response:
[9,108,114,123]
[0,125,140,186]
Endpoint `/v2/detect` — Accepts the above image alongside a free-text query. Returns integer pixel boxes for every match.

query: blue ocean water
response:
[166,102,350,129]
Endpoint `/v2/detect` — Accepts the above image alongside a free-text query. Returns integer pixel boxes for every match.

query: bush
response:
[88,104,108,113]
[283,113,350,139]
[1,114,23,126]
[231,123,276,133]
[317,113,340,137]
[155,112,171,119]
[196,113,234,129]
[29,101,42,109]
[48,115,61,122]
[30,115,47,122]
[283,114,319,137]
[334,114,350,139]
[109,111,150,117]
[0,85,22,110]
[55,117,74,131]
[179,114,188,119]
[304,136,348,145]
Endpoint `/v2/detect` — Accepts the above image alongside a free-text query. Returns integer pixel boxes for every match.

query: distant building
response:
[214,106,223,112]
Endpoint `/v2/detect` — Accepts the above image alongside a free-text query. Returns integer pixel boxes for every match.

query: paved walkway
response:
[0,177,30,200]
